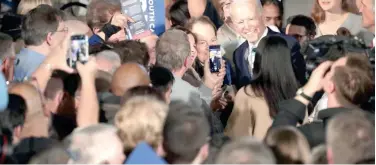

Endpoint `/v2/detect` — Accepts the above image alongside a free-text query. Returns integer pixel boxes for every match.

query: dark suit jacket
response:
[233,28,307,89]
[271,99,375,148]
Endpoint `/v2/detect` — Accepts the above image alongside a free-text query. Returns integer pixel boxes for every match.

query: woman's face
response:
[319,0,343,12]
[191,22,217,63]
[186,34,197,68]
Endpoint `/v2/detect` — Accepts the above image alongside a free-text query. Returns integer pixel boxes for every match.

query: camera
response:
[301,35,374,75]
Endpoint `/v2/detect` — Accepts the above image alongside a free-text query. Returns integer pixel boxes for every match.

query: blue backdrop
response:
[141,0,165,36]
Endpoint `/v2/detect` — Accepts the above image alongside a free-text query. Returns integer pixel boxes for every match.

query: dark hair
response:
[0,94,26,133]
[113,40,150,67]
[163,101,210,164]
[122,86,165,104]
[168,0,190,27]
[261,0,284,18]
[247,35,299,117]
[290,15,316,36]
[149,66,174,95]
[311,0,358,24]
[22,4,66,46]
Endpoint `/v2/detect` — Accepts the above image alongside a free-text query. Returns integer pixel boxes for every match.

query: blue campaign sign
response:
[141,0,166,36]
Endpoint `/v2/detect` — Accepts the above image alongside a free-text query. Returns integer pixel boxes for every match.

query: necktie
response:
[247,46,256,76]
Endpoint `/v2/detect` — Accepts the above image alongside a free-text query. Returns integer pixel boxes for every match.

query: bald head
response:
[111,63,150,96]
[9,83,43,116]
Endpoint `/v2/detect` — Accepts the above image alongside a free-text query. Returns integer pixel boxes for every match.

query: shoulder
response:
[234,41,248,53]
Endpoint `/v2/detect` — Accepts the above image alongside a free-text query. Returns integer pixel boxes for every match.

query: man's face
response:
[262,4,282,28]
[287,25,310,45]
[230,2,266,43]
[191,23,217,63]
[323,57,348,94]
[50,21,68,48]
[358,0,375,32]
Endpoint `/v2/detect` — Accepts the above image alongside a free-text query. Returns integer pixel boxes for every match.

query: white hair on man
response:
[63,124,125,164]
[96,50,121,75]
[230,0,263,14]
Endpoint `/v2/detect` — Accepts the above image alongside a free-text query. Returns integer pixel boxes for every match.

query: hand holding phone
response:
[209,45,222,73]
[68,35,89,69]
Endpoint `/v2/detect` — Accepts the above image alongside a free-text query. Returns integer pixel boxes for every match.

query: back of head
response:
[163,101,209,164]
[28,144,69,164]
[112,40,150,67]
[22,4,66,46]
[333,53,374,105]
[121,86,165,104]
[64,124,121,164]
[111,63,150,96]
[250,35,299,117]
[149,66,175,95]
[95,70,112,93]
[264,126,311,164]
[44,77,63,100]
[168,0,190,27]
[17,0,53,15]
[115,96,168,154]
[95,50,121,74]
[309,144,327,164]
[156,29,190,71]
[86,0,121,30]
[215,137,276,164]
[0,32,14,62]
[326,110,375,164]
[290,15,316,37]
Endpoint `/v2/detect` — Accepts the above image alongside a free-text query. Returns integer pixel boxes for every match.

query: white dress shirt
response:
[246,28,269,76]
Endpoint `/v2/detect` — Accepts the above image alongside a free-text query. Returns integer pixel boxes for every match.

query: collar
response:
[248,28,268,48]
[20,48,46,58]
[317,107,351,120]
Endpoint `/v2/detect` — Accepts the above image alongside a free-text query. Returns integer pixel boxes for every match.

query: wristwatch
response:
[296,88,313,101]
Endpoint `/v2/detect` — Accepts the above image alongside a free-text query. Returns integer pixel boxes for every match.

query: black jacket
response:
[271,99,375,148]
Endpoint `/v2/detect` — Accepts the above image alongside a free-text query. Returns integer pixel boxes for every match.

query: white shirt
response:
[246,28,269,75]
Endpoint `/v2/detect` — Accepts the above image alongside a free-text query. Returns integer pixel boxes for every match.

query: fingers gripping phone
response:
[209,45,222,73]
[68,35,89,68]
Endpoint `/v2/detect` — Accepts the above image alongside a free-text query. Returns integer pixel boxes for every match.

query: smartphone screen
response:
[69,35,89,68]
[209,45,222,73]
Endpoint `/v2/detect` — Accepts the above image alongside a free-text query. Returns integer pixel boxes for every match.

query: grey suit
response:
[171,75,224,135]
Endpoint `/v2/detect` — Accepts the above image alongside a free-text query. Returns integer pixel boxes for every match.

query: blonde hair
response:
[17,0,53,15]
[115,96,168,154]
[264,126,311,164]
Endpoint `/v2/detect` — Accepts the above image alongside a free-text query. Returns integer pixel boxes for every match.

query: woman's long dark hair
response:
[246,35,299,118]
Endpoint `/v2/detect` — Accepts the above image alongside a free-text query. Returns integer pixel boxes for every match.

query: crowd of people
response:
[0,0,374,164]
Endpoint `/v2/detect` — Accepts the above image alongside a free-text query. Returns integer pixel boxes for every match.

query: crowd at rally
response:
[0,0,374,164]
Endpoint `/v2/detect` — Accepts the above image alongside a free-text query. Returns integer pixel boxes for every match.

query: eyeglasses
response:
[52,27,69,33]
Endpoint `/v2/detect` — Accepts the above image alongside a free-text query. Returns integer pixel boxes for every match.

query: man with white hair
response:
[63,124,125,164]
[95,50,121,75]
[230,0,306,88]
[357,0,375,34]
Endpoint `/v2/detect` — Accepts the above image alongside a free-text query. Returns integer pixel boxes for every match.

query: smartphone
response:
[68,35,89,68]
[209,45,222,73]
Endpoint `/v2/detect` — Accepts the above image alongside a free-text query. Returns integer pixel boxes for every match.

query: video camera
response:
[301,34,374,75]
